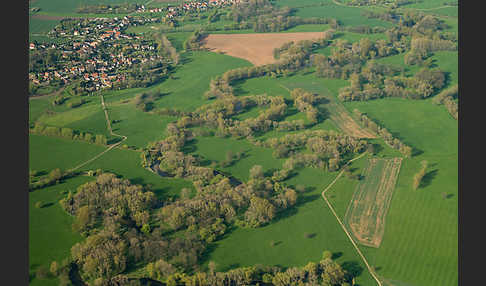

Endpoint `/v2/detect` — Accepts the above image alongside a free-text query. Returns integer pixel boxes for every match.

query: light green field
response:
[29,134,107,173]
[29,17,59,35]
[341,98,458,286]
[29,0,145,15]
[29,176,94,286]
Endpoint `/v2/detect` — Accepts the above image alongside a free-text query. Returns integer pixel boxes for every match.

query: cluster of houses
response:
[135,0,240,20]
[29,16,163,92]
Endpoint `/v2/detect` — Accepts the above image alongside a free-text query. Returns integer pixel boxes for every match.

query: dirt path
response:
[68,94,127,172]
[320,151,383,286]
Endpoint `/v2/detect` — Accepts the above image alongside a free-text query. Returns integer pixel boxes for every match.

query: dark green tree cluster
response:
[183,30,207,51]
[133,90,163,112]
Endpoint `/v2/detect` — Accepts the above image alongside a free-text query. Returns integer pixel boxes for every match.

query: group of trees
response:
[133,90,163,112]
[154,33,180,65]
[184,29,207,51]
[29,168,70,191]
[313,37,398,81]
[147,253,350,285]
[412,160,428,190]
[258,129,368,172]
[338,63,446,101]
[30,123,108,145]
[432,84,458,120]
[353,109,412,157]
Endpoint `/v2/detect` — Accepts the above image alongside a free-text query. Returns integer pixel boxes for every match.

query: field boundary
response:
[320,152,383,286]
[68,94,127,172]
[344,157,403,248]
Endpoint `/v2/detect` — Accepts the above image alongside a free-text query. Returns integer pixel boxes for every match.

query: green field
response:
[78,147,194,199]
[29,176,94,286]
[207,166,376,285]
[29,134,107,173]
[341,98,458,286]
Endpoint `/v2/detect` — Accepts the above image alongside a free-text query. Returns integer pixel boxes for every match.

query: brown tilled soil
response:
[345,158,402,248]
[202,32,325,66]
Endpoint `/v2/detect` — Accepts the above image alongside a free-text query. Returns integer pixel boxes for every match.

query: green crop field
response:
[29,176,94,286]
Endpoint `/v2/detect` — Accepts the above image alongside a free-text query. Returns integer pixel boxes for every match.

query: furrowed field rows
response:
[345,157,402,248]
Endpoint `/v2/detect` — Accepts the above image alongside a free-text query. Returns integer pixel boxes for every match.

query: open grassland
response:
[29,134,107,173]
[345,158,402,248]
[29,176,94,286]
[431,51,458,88]
[78,147,194,199]
[202,32,325,66]
[105,101,177,148]
[326,98,377,138]
[35,96,112,138]
[401,0,456,10]
[148,51,252,111]
[206,166,376,285]
[341,98,457,286]
[29,17,59,35]
[29,96,53,124]
[29,0,145,15]
[190,136,284,182]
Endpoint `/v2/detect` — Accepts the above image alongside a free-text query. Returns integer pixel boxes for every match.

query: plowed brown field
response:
[202,32,325,66]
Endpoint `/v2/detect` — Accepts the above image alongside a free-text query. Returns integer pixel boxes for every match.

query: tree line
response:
[432,84,458,120]
[353,109,413,157]
[30,123,108,146]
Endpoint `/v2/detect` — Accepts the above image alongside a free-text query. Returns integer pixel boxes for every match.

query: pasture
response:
[29,176,94,286]
[345,157,402,248]
[29,134,107,173]
[202,32,326,66]
[343,98,458,286]
[206,166,376,286]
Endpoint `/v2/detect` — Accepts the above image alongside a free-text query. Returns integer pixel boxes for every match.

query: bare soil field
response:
[327,100,377,138]
[345,157,402,248]
[202,32,325,66]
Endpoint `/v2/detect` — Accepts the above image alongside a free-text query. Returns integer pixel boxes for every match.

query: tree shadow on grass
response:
[332,252,343,260]
[270,194,321,225]
[341,261,364,281]
[420,169,438,188]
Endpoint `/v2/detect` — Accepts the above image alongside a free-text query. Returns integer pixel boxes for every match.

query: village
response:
[29,0,242,95]
[29,16,166,94]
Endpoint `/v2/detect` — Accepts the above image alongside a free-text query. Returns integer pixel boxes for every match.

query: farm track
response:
[68,94,127,172]
[320,152,383,286]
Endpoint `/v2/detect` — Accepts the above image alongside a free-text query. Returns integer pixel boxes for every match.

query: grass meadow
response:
[341,98,458,286]
[29,176,94,286]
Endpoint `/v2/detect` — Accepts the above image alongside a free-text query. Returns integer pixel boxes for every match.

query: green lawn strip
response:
[78,147,194,199]
[206,167,376,285]
[29,134,107,174]
[29,176,94,285]
[29,97,53,124]
[341,98,457,286]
